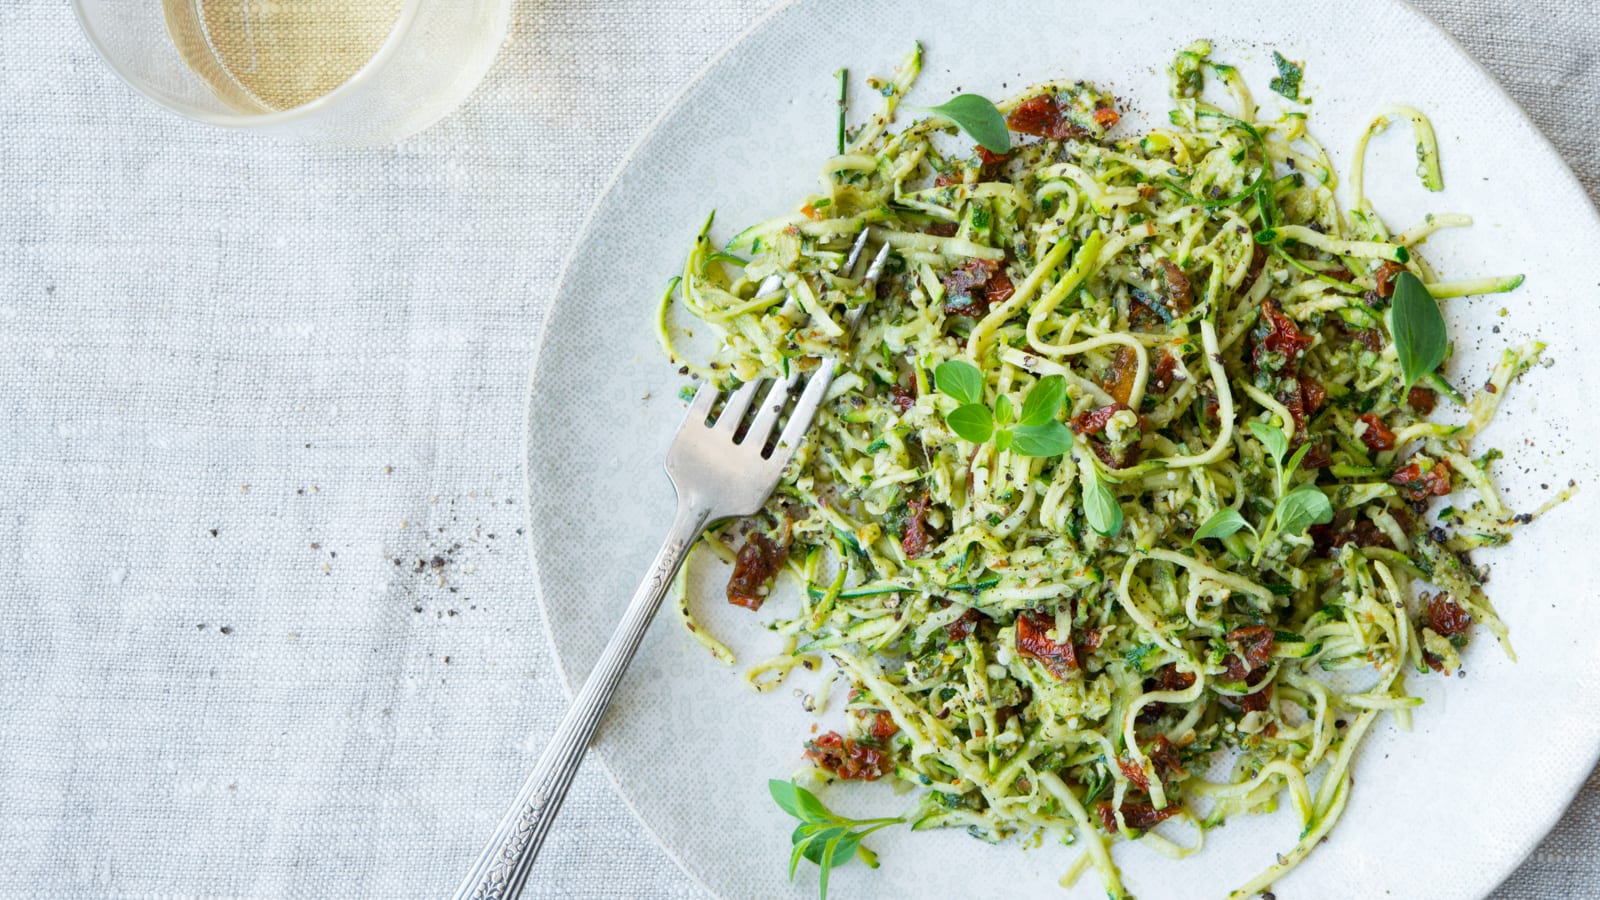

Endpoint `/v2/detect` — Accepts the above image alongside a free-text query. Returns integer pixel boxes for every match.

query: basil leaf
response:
[1269,51,1303,101]
[1391,270,1448,391]
[1019,374,1067,426]
[1011,421,1072,458]
[922,94,1011,154]
[1084,472,1123,537]
[1277,485,1333,536]
[1194,508,1248,541]
[993,427,1014,452]
[993,393,1015,427]
[1247,420,1288,464]
[934,359,985,405]
[946,403,994,443]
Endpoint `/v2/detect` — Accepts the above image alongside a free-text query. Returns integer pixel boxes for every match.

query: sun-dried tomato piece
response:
[1093,106,1121,130]
[1151,351,1180,393]
[925,222,958,238]
[902,493,932,559]
[1253,301,1315,371]
[1147,663,1196,693]
[868,710,899,741]
[1146,735,1187,778]
[1095,801,1118,833]
[985,271,1016,307]
[1006,95,1058,136]
[976,146,1009,167]
[1282,376,1327,442]
[1070,402,1130,436]
[1407,386,1437,415]
[1299,375,1327,416]
[1006,94,1088,140]
[1076,627,1103,660]
[1118,757,1150,791]
[1227,625,1275,675]
[943,258,1002,317]
[1158,259,1193,314]
[805,732,887,781]
[1104,347,1140,406]
[1374,260,1406,299]
[1425,594,1473,637]
[1238,685,1271,713]
[727,532,785,610]
[945,607,982,642]
[1097,801,1179,834]
[1016,611,1078,680]
[944,258,999,296]
[1358,413,1396,452]
[1340,520,1395,551]
[1300,442,1332,470]
[1137,664,1195,722]
[889,382,916,413]
[1324,266,1355,283]
[1392,457,1452,501]
[934,170,963,188]
[800,202,824,221]
[1353,328,1384,353]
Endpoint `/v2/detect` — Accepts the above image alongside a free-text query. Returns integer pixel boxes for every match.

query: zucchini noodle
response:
[661,40,1547,898]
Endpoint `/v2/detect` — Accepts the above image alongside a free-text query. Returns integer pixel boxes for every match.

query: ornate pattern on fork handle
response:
[453,506,710,900]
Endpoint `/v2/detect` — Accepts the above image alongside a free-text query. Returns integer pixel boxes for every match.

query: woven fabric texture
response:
[0,0,1593,896]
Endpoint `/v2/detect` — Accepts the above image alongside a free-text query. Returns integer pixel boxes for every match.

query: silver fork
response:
[452,364,836,900]
[455,229,890,900]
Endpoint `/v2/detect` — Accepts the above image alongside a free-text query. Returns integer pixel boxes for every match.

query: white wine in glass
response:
[74,0,513,143]
[162,0,406,114]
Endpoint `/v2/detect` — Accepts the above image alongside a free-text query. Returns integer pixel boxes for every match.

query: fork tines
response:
[688,359,835,462]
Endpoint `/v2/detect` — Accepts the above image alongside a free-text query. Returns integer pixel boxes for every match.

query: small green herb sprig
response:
[1080,460,1123,538]
[1249,421,1331,561]
[1390,270,1448,391]
[934,360,1071,457]
[1269,51,1304,102]
[915,95,1010,154]
[1192,421,1331,560]
[770,779,904,900]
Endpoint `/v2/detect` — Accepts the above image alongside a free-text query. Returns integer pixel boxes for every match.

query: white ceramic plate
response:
[524,2,1600,897]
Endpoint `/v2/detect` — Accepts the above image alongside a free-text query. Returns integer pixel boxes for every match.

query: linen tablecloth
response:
[1,1,1595,896]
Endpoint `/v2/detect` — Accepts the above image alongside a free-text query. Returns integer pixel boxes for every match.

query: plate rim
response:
[519,1,1600,896]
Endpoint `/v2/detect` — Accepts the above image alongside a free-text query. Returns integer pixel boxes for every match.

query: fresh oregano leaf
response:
[771,779,903,899]
[946,403,994,443]
[993,393,1015,427]
[920,94,1011,154]
[1284,442,1314,477]
[1248,420,1289,464]
[1011,421,1072,458]
[1019,374,1067,427]
[934,359,985,405]
[1084,468,1123,537]
[769,779,806,820]
[1391,270,1448,391]
[1194,508,1249,542]
[1277,485,1333,536]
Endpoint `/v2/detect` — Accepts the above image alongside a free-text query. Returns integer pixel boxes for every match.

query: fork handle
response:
[453,500,712,900]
